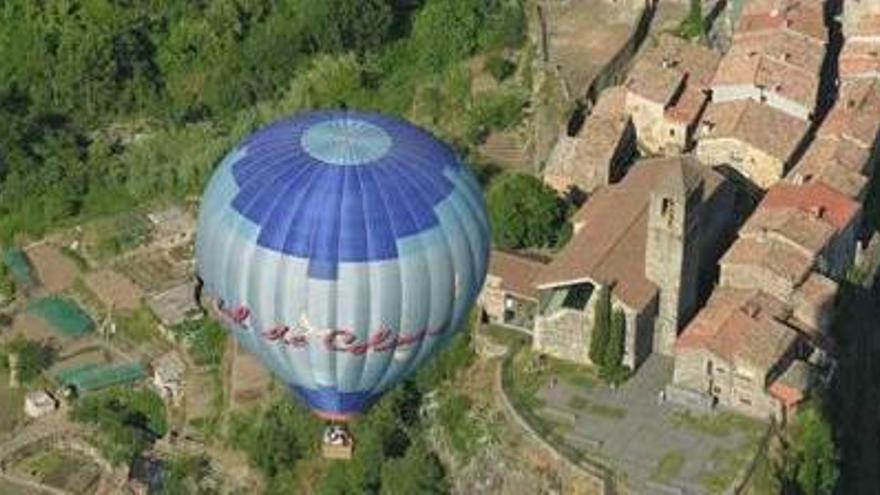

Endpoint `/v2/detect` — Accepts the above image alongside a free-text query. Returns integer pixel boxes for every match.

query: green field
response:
[0,370,25,439]
[15,449,102,494]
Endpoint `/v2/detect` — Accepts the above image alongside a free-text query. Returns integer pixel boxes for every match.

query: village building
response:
[720,181,863,300]
[671,287,817,420]
[543,86,636,198]
[152,351,186,406]
[146,279,202,329]
[695,99,808,188]
[787,135,871,200]
[531,156,740,369]
[735,0,826,45]
[479,249,548,330]
[623,34,721,154]
[711,32,825,121]
[842,2,880,44]
[147,206,196,250]
[711,0,827,121]
[24,389,58,418]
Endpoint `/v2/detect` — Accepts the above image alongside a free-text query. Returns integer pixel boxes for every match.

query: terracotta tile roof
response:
[545,88,631,191]
[740,207,836,256]
[839,41,880,79]
[796,134,869,173]
[535,156,722,310]
[676,288,800,372]
[789,135,870,199]
[788,159,869,200]
[846,12,880,40]
[821,79,880,148]
[738,0,826,42]
[758,181,862,232]
[769,360,813,407]
[591,85,629,117]
[722,235,815,286]
[626,34,720,109]
[488,249,549,300]
[712,40,822,111]
[734,29,825,74]
[792,271,837,336]
[698,99,809,162]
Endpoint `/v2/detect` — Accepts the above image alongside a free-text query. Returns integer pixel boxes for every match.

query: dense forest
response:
[0,0,528,242]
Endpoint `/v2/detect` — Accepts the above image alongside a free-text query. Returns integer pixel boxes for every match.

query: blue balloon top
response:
[229,110,461,280]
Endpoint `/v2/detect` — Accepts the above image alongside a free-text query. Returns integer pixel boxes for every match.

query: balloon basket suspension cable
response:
[321,421,355,461]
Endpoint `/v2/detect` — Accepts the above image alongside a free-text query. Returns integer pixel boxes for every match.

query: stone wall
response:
[712,85,811,121]
[720,261,798,303]
[625,93,692,154]
[534,309,592,365]
[696,137,785,189]
[673,349,782,419]
[479,276,507,323]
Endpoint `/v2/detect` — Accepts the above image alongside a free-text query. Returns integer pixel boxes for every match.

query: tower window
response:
[662,198,672,215]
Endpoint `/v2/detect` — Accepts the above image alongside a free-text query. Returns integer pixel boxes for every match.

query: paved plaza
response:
[536,356,767,494]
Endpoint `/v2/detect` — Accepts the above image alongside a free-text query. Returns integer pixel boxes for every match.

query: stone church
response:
[527,156,741,370]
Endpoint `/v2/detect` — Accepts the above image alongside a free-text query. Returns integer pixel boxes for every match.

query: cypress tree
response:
[604,308,626,370]
[588,285,611,365]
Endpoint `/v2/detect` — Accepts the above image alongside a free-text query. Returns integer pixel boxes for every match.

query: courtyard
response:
[503,341,768,494]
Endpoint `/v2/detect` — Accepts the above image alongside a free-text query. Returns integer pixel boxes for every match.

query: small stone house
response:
[147,206,196,250]
[544,86,636,198]
[712,31,825,121]
[673,288,814,420]
[712,0,826,121]
[24,390,58,418]
[719,181,863,301]
[152,351,186,406]
[479,250,548,330]
[624,34,721,154]
[695,99,808,189]
[146,279,202,329]
[532,156,739,369]
[788,135,870,201]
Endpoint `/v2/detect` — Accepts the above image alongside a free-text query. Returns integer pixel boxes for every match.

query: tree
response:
[676,0,704,40]
[6,337,56,384]
[589,285,612,366]
[789,407,840,495]
[604,308,626,370]
[411,0,481,71]
[486,173,569,250]
[380,441,450,495]
[162,454,214,495]
[71,387,168,465]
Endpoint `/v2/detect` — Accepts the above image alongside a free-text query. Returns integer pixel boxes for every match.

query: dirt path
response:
[0,473,64,495]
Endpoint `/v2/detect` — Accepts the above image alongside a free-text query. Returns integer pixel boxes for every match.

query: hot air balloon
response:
[195,110,490,457]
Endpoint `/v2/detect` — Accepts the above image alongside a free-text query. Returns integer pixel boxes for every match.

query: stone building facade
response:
[624,35,721,154]
[480,250,548,330]
[672,288,810,420]
[695,99,809,189]
[531,157,739,369]
[544,86,637,198]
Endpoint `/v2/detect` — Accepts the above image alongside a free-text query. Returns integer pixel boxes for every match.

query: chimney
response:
[742,302,762,319]
[810,205,827,219]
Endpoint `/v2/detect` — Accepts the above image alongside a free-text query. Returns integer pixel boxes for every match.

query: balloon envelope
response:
[195,110,490,420]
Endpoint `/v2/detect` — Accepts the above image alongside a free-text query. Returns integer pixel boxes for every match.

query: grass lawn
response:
[0,370,25,439]
[115,306,162,344]
[481,324,530,350]
[653,449,686,483]
[699,446,753,494]
[566,394,626,419]
[16,449,102,494]
[672,410,763,438]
